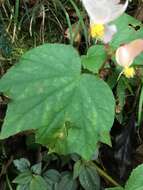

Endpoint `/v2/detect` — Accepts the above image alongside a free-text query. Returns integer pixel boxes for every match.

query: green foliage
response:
[106,164,143,190]
[106,188,123,190]
[73,160,83,179]
[73,160,101,190]
[125,164,143,190]
[0,44,115,160]
[31,163,42,175]
[13,159,46,190]
[138,84,143,126]
[29,175,47,190]
[43,169,61,189]
[57,172,78,190]
[116,78,127,123]
[81,45,107,73]
[13,171,33,184]
[13,158,31,172]
[17,184,29,190]
[13,158,79,190]
[1,0,143,188]
[111,13,143,48]
[77,161,100,190]
[117,79,126,111]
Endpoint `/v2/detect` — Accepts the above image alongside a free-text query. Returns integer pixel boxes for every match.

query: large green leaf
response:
[0,44,115,159]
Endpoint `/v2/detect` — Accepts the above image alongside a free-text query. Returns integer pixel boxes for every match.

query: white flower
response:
[116,39,143,67]
[115,39,143,78]
[81,0,128,43]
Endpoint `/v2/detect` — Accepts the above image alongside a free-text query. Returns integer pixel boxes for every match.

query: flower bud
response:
[116,39,143,67]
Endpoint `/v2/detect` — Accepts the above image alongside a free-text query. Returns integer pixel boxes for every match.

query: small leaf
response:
[31,163,42,175]
[138,85,143,126]
[125,164,143,190]
[43,169,61,183]
[57,173,78,190]
[43,169,61,189]
[116,79,126,112]
[16,184,30,190]
[73,160,82,179]
[106,187,123,190]
[13,171,32,184]
[13,158,30,172]
[82,45,107,73]
[29,175,47,190]
[106,164,143,190]
[79,163,100,190]
[107,71,118,90]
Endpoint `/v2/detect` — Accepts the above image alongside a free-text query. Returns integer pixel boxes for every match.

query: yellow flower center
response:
[90,24,105,38]
[123,67,135,78]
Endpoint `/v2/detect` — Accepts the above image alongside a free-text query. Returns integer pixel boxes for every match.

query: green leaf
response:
[111,13,143,48]
[43,169,61,189]
[36,74,114,159]
[0,44,115,159]
[31,163,42,175]
[106,164,143,190]
[16,184,30,190]
[73,160,82,179]
[82,45,107,73]
[13,171,32,184]
[29,175,47,190]
[43,169,61,183]
[56,173,78,190]
[117,79,126,111]
[125,164,143,190]
[106,188,123,190]
[79,163,100,190]
[107,71,118,90]
[138,85,143,126]
[13,158,30,172]
[111,13,143,66]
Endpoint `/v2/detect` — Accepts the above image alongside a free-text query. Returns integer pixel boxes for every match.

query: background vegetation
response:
[1,0,143,189]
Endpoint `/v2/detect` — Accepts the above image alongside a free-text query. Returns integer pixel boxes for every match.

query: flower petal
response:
[116,46,132,67]
[108,0,128,23]
[102,24,117,43]
[81,0,128,24]
[116,39,143,67]
[82,0,110,24]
